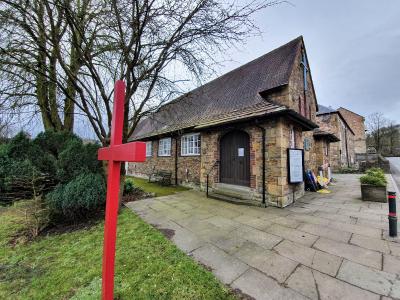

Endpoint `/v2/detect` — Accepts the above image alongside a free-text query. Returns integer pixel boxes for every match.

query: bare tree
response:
[0,0,94,132]
[54,0,280,145]
[367,112,388,152]
[1,0,279,142]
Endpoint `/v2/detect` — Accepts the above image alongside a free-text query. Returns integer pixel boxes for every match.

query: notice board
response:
[287,148,304,183]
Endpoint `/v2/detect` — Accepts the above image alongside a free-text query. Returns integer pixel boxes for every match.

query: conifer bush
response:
[46,173,106,222]
[360,167,387,187]
[1,131,105,225]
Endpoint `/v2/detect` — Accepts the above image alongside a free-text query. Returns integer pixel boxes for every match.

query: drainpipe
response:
[175,136,178,185]
[344,128,350,167]
[256,123,266,206]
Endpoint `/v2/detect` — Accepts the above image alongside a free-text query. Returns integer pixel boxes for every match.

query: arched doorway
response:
[220,130,250,186]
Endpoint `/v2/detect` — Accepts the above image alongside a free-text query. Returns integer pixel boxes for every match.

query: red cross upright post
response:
[98,80,146,300]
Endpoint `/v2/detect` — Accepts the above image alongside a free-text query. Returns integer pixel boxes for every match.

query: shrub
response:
[56,139,102,183]
[33,130,80,158]
[360,168,387,187]
[338,167,360,174]
[46,173,106,222]
[19,197,50,239]
[124,178,144,195]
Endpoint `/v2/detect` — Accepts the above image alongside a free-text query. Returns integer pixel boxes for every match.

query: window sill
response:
[181,154,201,157]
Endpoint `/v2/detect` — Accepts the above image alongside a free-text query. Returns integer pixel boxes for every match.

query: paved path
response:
[127,174,400,300]
[388,157,400,193]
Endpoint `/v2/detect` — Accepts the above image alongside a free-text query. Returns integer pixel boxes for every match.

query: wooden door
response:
[220,130,250,186]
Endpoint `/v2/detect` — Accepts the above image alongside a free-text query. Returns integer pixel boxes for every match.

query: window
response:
[301,49,308,92]
[324,142,329,156]
[181,133,201,156]
[289,127,296,148]
[146,141,152,157]
[158,138,171,156]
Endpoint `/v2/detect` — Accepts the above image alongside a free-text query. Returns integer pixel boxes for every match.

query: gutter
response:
[175,135,179,185]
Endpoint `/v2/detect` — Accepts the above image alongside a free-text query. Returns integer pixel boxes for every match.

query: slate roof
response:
[316,104,337,115]
[316,104,355,135]
[313,129,340,142]
[131,36,314,140]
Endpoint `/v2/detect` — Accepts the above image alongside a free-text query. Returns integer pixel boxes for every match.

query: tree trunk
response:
[36,1,53,131]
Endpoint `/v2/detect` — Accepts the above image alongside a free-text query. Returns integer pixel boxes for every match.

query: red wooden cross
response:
[98,80,146,300]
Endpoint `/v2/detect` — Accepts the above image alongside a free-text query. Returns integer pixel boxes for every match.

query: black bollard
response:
[388,191,397,237]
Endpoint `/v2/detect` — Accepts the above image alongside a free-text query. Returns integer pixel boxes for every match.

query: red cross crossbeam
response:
[98,80,145,300]
[98,143,145,162]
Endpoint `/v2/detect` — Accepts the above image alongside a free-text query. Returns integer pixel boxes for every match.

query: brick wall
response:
[337,108,366,154]
[316,113,356,171]
[128,136,201,187]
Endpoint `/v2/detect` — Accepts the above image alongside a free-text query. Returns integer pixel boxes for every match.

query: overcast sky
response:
[20,1,400,138]
[217,0,400,122]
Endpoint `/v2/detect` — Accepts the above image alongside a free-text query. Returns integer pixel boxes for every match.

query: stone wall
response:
[337,108,367,154]
[314,139,331,177]
[268,118,305,207]
[287,46,318,174]
[316,113,356,171]
[129,117,305,208]
[127,137,201,187]
[199,124,264,201]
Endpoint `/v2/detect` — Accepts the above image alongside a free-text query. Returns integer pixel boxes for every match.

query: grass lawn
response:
[0,199,235,299]
[126,176,190,197]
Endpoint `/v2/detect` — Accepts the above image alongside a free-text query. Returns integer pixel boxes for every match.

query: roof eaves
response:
[285,110,319,130]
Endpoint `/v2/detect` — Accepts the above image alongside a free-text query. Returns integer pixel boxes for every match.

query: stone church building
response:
[128,37,338,207]
[316,105,358,171]
[337,107,367,155]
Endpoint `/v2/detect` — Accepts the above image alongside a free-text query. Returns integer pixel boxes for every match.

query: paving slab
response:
[350,234,390,254]
[264,223,319,246]
[383,254,400,275]
[285,265,319,299]
[233,214,273,230]
[297,223,352,243]
[337,260,399,297]
[313,238,382,269]
[234,241,298,283]
[271,216,302,228]
[289,213,331,226]
[233,226,282,250]
[232,268,307,300]
[191,244,249,284]
[389,242,400,257]
[328,220,382,238]
[313,267,380,300]
[170,226,206,253]
[274,239,342,276]
[205,215,242,231]
[127,175,398,300]
[213,235,248,255]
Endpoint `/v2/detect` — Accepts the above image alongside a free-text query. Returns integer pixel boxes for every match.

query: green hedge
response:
[1,131,106,224]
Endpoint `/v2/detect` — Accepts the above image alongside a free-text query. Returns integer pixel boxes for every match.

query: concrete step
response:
[208,192,261,207]
[213,183,253,200]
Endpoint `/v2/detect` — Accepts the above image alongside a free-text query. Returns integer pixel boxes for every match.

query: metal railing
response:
[206,160,219,197]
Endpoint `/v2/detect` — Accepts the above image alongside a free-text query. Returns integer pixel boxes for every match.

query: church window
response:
[301,50,308,92]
